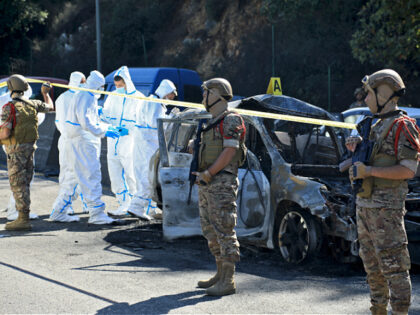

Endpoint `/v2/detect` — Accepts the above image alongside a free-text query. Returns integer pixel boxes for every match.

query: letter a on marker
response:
[266,77,282,95]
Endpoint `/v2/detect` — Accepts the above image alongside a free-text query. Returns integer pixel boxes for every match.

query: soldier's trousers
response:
[5,143,36,213]
[198,172,240,263]
[357,206,411,313]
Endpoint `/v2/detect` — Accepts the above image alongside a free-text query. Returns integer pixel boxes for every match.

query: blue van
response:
[101,67,203,105]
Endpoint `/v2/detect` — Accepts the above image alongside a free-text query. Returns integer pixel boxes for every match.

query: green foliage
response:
[101,0,176,73]
[350,0,420,77]
[260,0,366,110]
[31,0,177,78]
[0,0,48,73]
[205,0,228,21]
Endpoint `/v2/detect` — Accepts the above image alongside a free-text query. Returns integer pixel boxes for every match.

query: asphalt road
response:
[1,167,420,314]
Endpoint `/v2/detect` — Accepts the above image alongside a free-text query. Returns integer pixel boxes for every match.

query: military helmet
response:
[202,78,233,101]
[362,69,405,93]
[7,74,29,92]
[354,87,364,97]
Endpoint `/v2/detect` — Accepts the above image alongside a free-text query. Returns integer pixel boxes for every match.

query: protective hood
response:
[114,66,136,94]
[69,71,86,88]
[155,79,177,99]
[85,70,105,90]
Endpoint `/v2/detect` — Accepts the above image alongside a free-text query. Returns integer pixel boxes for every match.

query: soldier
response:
[347,69,419,315]
[349,87,367,109]
[0,74,54,231]
[192,78,246,296]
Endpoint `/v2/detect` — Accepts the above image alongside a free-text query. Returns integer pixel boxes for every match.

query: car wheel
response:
[274,207,322,264]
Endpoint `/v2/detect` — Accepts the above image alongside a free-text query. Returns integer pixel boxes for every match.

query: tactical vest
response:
[358,117,404,198]
[1,99,39,145]
[198,114,247,172]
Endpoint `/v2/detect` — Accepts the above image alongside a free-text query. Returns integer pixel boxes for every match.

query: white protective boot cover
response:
[6,195,39,220]
[89,207,115,224]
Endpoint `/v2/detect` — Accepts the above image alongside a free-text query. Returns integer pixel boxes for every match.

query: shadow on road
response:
[95,290,220,314]
[0,214,140,235]
[100,224,368,281]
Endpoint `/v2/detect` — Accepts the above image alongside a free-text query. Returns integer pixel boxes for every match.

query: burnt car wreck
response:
[152,94,420,264]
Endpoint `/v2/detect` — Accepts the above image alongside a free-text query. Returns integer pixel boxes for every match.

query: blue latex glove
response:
[105,126,120,139]
[98,106,103,116]
[118,127,129,136]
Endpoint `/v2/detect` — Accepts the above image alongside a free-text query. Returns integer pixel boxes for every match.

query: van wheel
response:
[274,207,322,264]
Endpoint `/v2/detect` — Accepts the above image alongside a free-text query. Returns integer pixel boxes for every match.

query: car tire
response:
[274,206,322,264]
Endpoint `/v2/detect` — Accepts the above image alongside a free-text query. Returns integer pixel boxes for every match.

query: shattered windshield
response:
[267,119,344,166]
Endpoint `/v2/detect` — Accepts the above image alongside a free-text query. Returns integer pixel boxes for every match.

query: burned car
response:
[151,94,420,264]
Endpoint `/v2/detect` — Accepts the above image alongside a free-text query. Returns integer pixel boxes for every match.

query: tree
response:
[350,0,420,77]
[0,0,48,74]
[260,0,366,110]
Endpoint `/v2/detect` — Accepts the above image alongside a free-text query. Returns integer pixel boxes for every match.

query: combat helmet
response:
[7,74,29,92]
[362,69,405,93]
[361,69,405,113]
[202,78,233,101]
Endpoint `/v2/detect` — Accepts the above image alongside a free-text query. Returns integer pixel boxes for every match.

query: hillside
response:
[5,0,419,111]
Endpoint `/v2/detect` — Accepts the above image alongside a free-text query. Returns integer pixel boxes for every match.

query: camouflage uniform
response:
[198,111,245,263]
[356,111,419,314]
[1,99,48,215]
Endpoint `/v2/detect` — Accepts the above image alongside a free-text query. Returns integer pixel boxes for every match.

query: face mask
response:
[115,87,125,94]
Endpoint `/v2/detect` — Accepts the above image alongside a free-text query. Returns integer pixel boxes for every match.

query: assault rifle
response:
[351,116,374,193]
[339,116,374,194]
[187,119,204,204]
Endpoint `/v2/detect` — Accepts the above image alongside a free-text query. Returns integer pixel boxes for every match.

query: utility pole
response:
[272,24,275,77]
[328,64,332,112]
[142,33,148,66]
[95,0,102,71]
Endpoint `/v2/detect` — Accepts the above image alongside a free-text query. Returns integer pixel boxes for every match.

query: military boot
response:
[370,305,388,315]
[198,260,223,288]
[206,262,236,296]
[5,210,31,231]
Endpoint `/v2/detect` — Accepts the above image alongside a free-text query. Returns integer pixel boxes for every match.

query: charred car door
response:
[157,113,270,241]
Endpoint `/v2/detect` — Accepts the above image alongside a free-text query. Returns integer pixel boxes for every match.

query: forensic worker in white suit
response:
[128,79,177,220]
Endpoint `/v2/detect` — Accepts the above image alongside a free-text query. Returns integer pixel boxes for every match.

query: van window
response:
[135,84,153,96]
[184,84,202,103]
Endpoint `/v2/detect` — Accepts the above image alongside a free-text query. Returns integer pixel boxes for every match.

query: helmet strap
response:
[374,88,386,113]
[204,89,223,112]
[375,88,402,113]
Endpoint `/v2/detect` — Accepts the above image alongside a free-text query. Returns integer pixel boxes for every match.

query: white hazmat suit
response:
[101,66,139,216]
[1,85,40,220]
[63,70,117,224]
[50,71,86,222]
[128,79,177,220]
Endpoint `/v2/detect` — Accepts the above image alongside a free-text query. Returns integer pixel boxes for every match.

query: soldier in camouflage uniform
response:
[0,75,53,231]
[347,70,420,315]
[192,78,246,296]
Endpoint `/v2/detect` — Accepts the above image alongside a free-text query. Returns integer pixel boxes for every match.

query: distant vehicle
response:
[100,67,203,105]
[0,76,68,105]
[340,106,420,127]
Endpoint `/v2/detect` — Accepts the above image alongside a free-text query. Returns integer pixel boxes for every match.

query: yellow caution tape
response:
[1,78,356,129]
